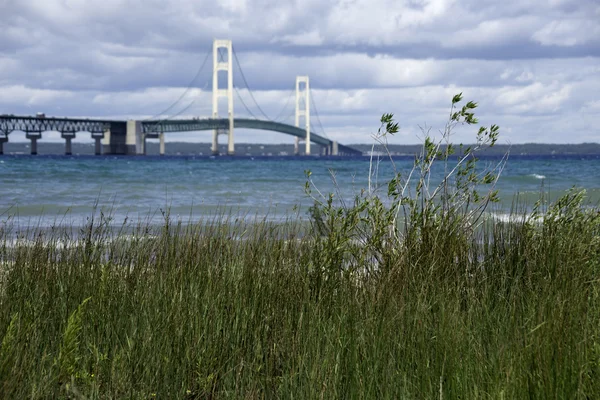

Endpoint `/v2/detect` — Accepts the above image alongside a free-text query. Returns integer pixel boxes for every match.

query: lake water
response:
[1,154,599,229]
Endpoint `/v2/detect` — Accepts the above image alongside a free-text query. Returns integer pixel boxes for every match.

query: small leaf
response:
[452,93,463,104]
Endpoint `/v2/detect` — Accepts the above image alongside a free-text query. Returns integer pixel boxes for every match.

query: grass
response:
[0,198,598,399]
[1,97,598,398]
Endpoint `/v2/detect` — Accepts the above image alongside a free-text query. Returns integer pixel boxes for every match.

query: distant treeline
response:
[3,141,600,156]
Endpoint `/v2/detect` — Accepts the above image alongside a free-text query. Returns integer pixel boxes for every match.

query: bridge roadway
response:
[142,118,361,156]
[0,115,362,156]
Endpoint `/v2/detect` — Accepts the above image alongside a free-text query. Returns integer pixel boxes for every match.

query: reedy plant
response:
[305,93,507,276]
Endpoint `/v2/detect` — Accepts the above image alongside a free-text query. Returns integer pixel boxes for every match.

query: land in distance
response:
[3,141,600,156]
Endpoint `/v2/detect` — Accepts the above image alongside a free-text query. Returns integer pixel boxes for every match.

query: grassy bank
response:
[0,199,599,398]
[1,97,599,398]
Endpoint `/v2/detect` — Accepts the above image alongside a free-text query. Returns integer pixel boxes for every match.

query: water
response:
[1,154,599,229]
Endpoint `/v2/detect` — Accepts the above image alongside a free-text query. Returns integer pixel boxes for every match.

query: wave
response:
[529,174,546,179]
[488,212,531,224]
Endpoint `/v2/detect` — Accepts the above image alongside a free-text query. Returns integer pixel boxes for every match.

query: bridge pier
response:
[143,131,164,155]
[332,141,339,156]
[65,136,72,155]
[92,133,104,155]
[212,128,234,156]
[0,136,6,155]
[127,120,144,155]
[26,133,41,155]
[294,137,299,156]
[62,132,75,155]
[102,122,141,155]
[102,128,111,152]
[212,130,219,155]
[102,122,126,154]
[227,121,234,155]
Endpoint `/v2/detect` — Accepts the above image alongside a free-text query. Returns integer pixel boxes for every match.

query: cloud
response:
[532,20,600,47]
[0,0,599,145]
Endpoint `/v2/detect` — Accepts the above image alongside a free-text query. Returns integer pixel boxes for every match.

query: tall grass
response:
[0,195,598,398]
[1,95,598,398]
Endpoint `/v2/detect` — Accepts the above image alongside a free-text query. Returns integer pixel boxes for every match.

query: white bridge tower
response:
[212,39,234,155]
[294,76,310,155]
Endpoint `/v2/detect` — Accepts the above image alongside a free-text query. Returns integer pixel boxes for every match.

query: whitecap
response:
[489,213,526,223]
[529,174,546,179]
[488,212,543,224]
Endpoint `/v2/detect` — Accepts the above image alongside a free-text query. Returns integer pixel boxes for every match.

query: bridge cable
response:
[234,86,259,119]
[231,46,271,120]
[310,121,321,139]
[309,88,329,139]
[168,99,197,119]
[216,47,259,120]
[281,113,295,124]
[145,81,208,133]
[273,88,296,122]
[143,44,212,122]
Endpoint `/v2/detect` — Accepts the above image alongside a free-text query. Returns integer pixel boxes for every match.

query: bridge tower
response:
[212,39,234,155]
[294,76,310,155]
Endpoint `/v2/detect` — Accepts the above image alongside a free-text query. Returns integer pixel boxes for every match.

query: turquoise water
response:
[1,154,599,228]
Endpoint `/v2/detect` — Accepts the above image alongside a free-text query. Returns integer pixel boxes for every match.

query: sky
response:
[0,0,599,145]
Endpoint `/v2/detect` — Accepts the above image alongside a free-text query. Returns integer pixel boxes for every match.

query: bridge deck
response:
[0,115,114,134]
[1,115,362,155]
[143,118,332,145]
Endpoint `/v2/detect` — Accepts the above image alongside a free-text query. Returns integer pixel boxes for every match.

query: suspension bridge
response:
[0,39,361,156]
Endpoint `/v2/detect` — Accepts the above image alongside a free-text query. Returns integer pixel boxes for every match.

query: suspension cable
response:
[234,86,258,119]
[217,47,258,119]
[273,88,295,121]
[309,88,329,139]
[168,99,197,119]
[146,81,208,132]
[144,45,212,122]
[231,46,271,120]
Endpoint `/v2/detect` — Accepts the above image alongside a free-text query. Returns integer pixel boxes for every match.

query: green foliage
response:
[0,96,598,397]
[0,313,19,377]
[304,94,506,277]
[0,198,597,397]
[56,297,91,384]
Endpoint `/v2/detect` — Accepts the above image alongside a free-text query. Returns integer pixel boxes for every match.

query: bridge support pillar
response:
[142,132,164,156]
[295,76,310,155]
[26,133,41,155]
[93,133,104,155]
[126,120,144,155]
[212,130,219,155]
[0,136,6,155]
[294,137,299,155]
[102,122,129,155]
[227,121,234,155]
[65,137,72,155]
[62,133,75,155]
[102,128,110,147]
[332,141,339,156]
[213,39,235,156]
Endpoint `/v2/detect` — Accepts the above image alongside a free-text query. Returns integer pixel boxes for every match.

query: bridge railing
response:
[0,115,111,134]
